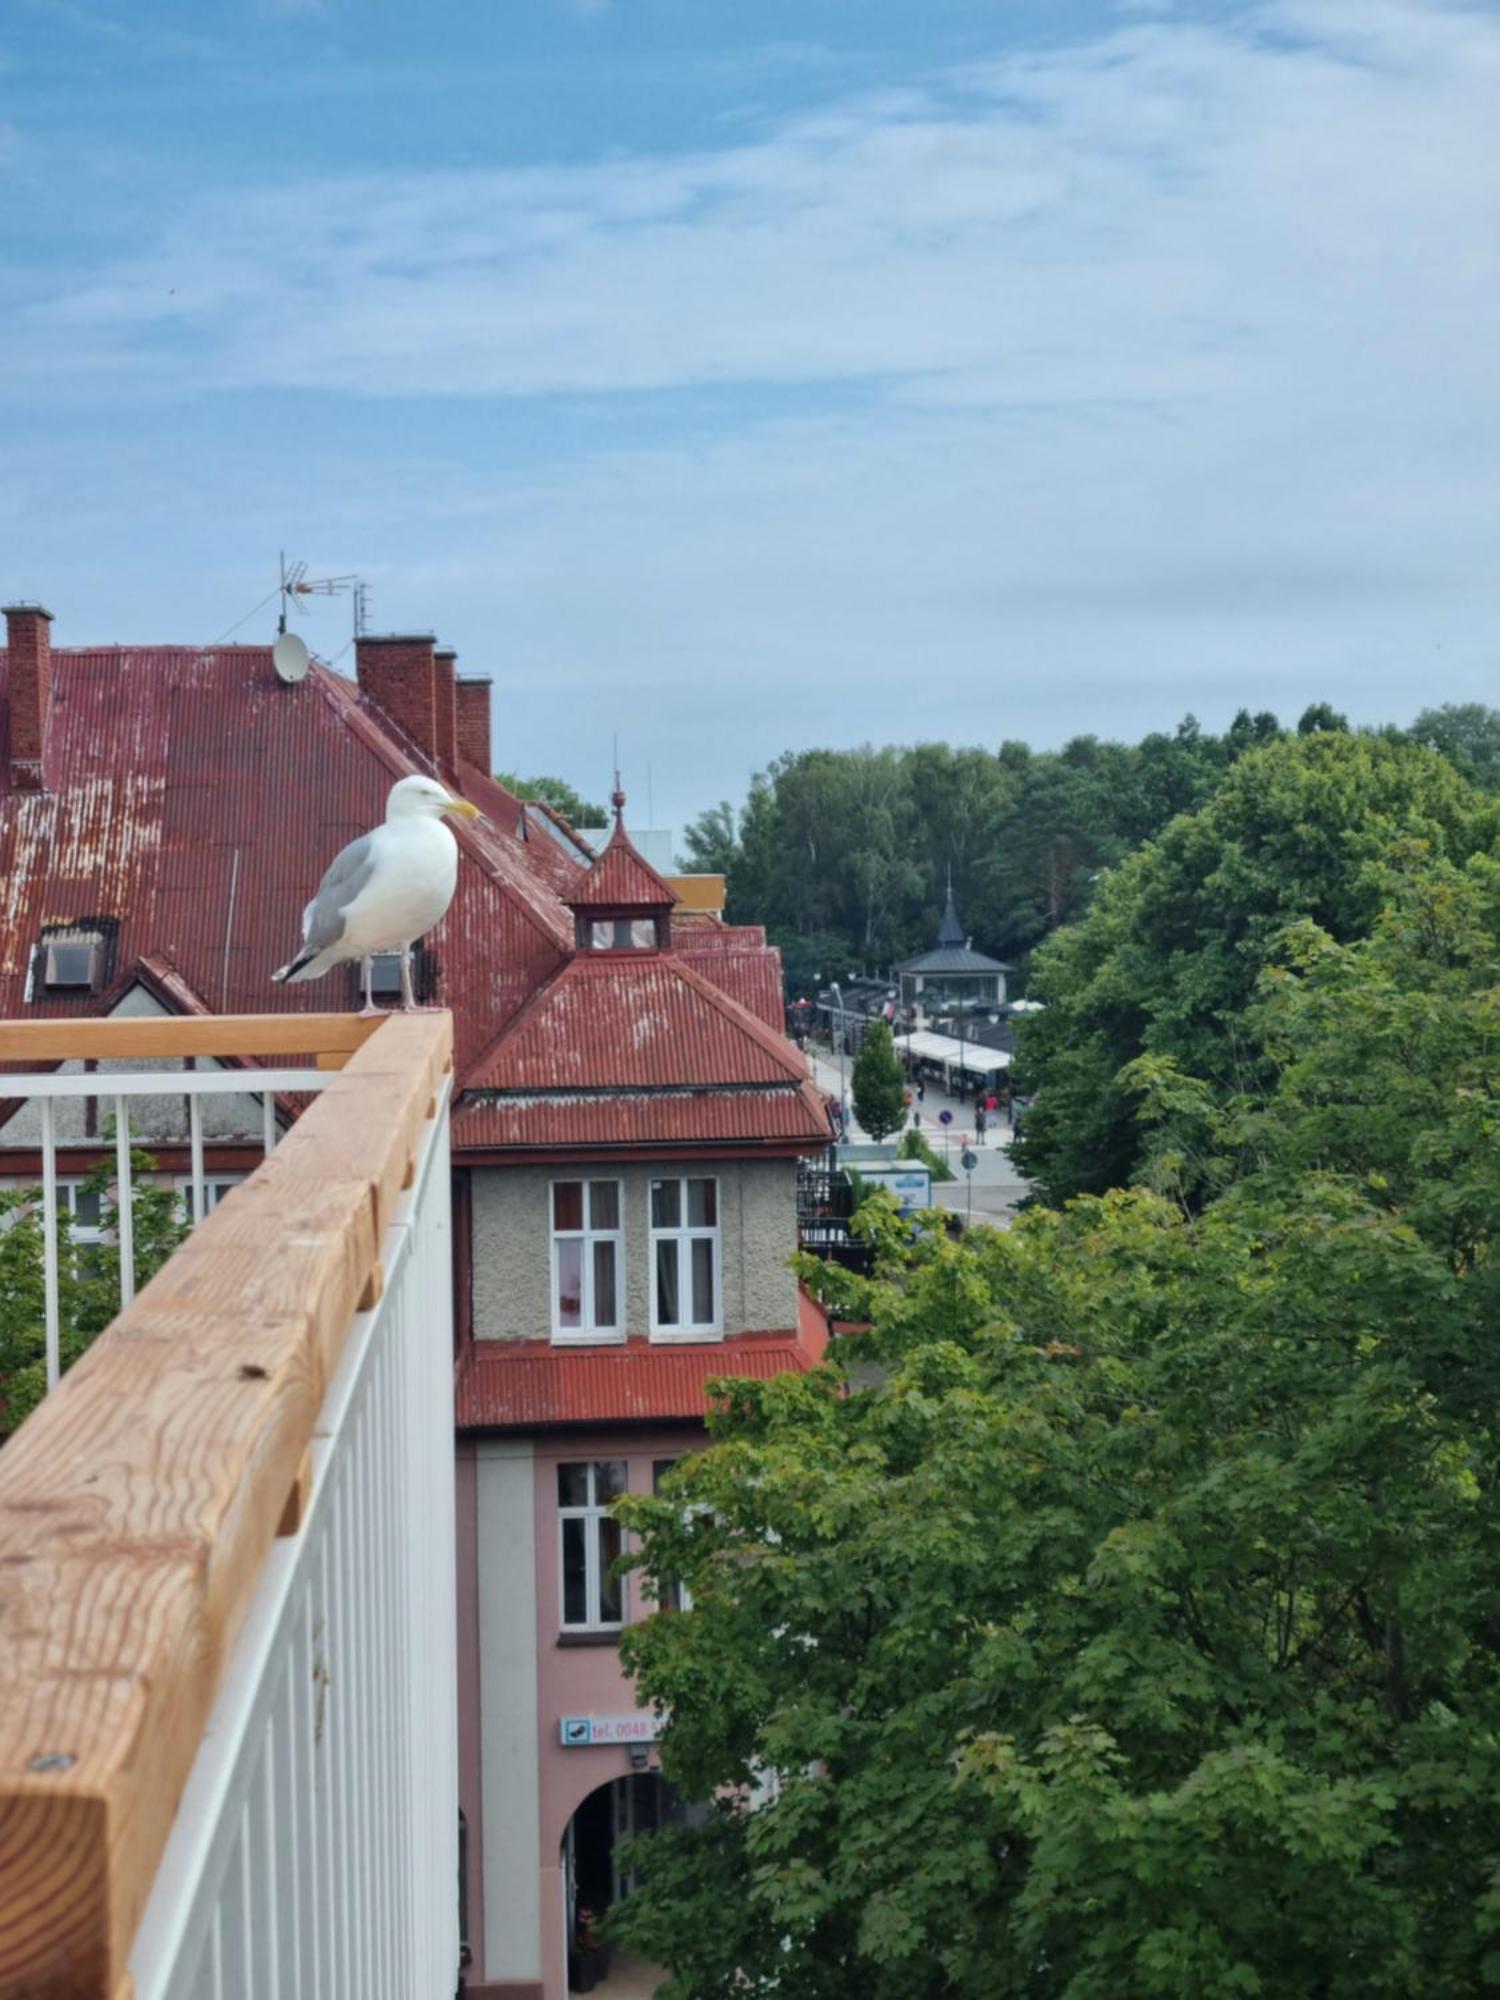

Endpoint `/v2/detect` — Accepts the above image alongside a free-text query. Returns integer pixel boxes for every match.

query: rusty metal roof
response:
[467,949,806,1091]
[567,825,675,910]
[452,1081,830,1152]
[677,944,784,1033]
[454,1291,830,1429]
[0,637,806,1159]
[457,946,829,1149]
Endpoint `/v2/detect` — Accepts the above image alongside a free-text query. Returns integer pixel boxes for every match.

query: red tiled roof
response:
[568,826,675,911]
[455,1291,830,1428]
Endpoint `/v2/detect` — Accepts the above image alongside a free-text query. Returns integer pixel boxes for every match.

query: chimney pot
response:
[3,602,56,791]
[433,647,458,772]
[456,679,493,775]
[355,632,440,764]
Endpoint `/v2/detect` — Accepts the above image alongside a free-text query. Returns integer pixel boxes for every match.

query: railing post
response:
[39,1095,60,1392]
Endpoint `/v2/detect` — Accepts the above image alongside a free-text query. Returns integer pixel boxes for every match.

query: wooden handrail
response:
[0,1012,386,1069]
[0,1011,454,1996]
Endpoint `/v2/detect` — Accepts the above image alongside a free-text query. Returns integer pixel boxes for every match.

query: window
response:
[587,919,660,951]
[558,1460,627,1630]
[57,1181,104,1243]
[35,928,105,996]
[55,1180,106,1276]
[650,1177,720,1338]
[653,1459,694,1612]
[176,1175,246,1226]
[551,1180,624,1341]
[368,953,404,997]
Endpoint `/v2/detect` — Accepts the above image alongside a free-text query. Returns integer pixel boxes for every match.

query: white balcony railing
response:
[0,1013,459,1999]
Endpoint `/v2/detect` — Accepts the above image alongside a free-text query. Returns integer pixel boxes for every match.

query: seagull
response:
[272,774,480,1013]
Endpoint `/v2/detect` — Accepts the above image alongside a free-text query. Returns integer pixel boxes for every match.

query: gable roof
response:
[567,798,676,911]
[456,947,830,1152]
[0,629,813,1161]
[0,642,574,1093]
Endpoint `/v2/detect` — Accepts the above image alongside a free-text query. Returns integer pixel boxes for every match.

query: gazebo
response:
[895,884,1010,1029]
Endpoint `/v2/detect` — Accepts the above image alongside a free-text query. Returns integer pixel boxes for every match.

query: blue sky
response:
[3,0,1497,832]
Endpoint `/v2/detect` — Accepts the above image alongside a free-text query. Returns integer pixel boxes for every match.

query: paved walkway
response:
[592,1949,666,1997]
[805,1047,1030,1226]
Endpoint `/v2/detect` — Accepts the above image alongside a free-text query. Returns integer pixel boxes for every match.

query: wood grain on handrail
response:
[0,1013,387,1067]
[0,1010,453,1996]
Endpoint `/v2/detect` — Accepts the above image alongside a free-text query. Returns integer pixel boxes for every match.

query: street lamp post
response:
[829,981,849,1135]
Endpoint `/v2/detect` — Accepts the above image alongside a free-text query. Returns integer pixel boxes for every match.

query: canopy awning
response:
[896,1030,1010,1075]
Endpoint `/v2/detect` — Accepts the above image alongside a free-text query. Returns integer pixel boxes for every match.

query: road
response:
[805,1047,1031,1226]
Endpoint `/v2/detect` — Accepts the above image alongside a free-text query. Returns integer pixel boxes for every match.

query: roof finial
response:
[611,767,626,831]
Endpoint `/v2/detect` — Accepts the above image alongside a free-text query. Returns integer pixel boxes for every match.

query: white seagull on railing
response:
[271,774,479,1013]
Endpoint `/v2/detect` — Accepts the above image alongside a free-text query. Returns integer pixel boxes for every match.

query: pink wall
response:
[531,1425,703,2000]
[455,1442,486,1982]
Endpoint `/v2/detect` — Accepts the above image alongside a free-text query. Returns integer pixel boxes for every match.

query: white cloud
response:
[4,0,1498,819]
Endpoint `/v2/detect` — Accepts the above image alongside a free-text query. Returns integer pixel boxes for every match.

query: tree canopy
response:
[678,708,1500,1009]
[495,771,606,827]
[850,1018,906,1141]
[1011,730,1499,1203]
[0,1151,187,1438]
[615,845,1500,1996]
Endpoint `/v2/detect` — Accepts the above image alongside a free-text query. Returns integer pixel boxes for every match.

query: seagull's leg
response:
[357,955,382,1019]
[400,945,416,1013]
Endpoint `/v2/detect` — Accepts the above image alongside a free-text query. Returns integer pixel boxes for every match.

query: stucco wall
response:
[470,1158,799,1341]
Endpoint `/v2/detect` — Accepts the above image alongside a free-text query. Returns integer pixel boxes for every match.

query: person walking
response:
[975,1101,988,1147]
[916,1077,926,1104]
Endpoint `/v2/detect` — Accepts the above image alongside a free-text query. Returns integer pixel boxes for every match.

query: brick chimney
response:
[456,679,493,774]
[433,647,458,772]
[355,633,439,763]
[2,603,55,792]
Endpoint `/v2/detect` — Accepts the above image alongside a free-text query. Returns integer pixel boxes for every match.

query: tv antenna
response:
[277,551,369,645]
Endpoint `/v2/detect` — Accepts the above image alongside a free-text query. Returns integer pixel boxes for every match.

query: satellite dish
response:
[272,631,309,685]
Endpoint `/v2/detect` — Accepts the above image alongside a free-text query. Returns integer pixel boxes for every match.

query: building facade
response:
[0,598,831,1999]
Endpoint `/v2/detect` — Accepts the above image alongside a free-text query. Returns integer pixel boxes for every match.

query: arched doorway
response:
[560,1773,669,1994]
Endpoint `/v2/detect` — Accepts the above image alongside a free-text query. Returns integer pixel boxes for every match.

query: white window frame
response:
[649,1175,722,1342]
[557,1460,628,1632]
[549,1178,626,1344]
[56,1178,106,1248]
[174,1173,247,1227]
[652,1457,696,1613]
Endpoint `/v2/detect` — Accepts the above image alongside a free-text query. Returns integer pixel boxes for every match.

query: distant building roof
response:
[895,887,1011,976]
[455,1289,830,1428]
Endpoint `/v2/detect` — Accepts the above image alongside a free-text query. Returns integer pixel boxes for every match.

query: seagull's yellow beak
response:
[444,798,481,820]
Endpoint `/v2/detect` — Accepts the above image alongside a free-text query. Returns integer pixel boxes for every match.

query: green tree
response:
[1407,703,1500,792]
[0,1149,190,1439]
[850,1018,906,1141]
[679,800,742,877]
[614,857,1500,1993]
[494,772,606,826]
[1012,731,1496,1202]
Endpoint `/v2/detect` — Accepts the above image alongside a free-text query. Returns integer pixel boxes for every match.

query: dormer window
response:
[369,952,404,997]
[34,924,110,997]
[586,919,661,952]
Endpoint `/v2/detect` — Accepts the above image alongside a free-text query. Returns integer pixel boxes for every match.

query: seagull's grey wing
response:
[301,832,378,953]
